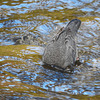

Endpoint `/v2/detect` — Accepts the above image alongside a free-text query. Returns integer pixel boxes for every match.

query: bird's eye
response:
[68,28,71,32]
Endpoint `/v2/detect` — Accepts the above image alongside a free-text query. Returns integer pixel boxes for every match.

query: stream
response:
[0,0,100,100]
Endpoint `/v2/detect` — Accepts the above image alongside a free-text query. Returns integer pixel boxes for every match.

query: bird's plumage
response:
[42,19,81,70]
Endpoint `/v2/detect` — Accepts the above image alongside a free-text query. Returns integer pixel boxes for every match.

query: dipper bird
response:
[42,19,81,70]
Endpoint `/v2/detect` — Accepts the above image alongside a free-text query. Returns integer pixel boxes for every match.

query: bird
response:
[42,19,81,71]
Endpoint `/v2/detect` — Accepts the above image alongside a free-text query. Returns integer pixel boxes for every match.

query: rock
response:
[13,34,44,46]
[97,37,100,46]
[14,34,37,45]
[42,19,81,70]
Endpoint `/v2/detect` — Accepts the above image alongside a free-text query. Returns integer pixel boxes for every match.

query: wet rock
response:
[13,34,43,46]
[13,37,21,42]
[42,19,81,71]
[97,37,100,46]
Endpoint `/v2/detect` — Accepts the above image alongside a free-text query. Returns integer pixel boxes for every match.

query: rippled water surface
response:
[0,0,100,100]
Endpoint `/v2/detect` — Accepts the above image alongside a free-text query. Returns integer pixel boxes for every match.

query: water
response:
[0,0,100,100]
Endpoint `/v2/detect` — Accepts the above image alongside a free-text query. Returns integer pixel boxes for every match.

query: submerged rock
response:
[97,37,100,46]
[42,19,81,71]
[13,34,44,46]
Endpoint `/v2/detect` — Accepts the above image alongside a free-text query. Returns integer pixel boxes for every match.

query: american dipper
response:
[42,19,81,70]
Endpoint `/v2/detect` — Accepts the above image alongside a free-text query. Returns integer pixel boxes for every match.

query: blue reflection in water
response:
[0,23,3,28]
[81,7,94,12]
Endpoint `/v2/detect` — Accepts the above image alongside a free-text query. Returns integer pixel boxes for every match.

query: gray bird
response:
[42,19,81,70]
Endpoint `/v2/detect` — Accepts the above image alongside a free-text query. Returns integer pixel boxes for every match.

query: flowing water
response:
[0,0,100,100]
